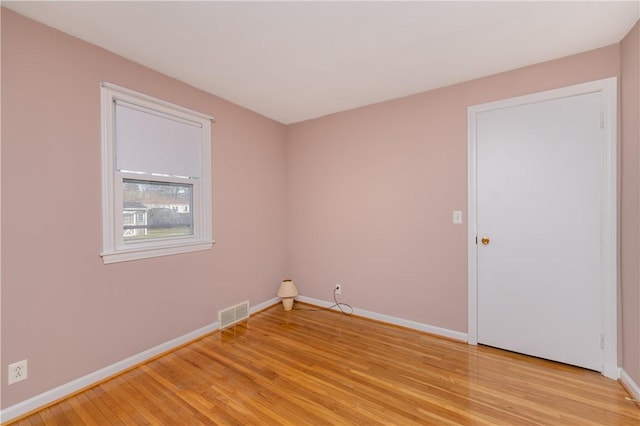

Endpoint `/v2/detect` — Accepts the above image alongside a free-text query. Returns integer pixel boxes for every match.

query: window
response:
[101,83,213,263]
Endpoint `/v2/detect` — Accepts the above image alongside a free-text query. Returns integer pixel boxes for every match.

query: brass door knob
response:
[481,237,490,245]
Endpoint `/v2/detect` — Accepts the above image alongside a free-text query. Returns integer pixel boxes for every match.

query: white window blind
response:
[115,100,203,178]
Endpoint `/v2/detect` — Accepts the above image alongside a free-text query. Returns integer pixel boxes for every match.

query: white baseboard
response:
[619,368,640,401]
[295,295,468,342]
[0,297,280,424]
[251,296,280,313]
[7,294,630,422]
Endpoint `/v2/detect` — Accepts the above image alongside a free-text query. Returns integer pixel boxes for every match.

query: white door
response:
[474,91,605,371]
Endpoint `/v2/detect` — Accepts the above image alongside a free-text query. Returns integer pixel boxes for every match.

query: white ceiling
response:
[4,1,639,124]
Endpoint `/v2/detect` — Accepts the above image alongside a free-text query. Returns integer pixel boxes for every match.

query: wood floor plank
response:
[7,303,640,425]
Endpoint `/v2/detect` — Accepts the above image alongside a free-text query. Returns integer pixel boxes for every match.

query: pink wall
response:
[286,46,620,334]
[621,21,640,386]
[1,9,287,408]
[3,6,639,413]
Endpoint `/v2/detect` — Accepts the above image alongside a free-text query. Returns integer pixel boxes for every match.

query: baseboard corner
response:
[619,368,640,401]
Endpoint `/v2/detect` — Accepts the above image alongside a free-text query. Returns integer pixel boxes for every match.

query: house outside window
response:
[123,201,148,239]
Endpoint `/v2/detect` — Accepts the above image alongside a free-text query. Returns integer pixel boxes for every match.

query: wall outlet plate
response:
[335,283,342,295]
[8,359,27,385]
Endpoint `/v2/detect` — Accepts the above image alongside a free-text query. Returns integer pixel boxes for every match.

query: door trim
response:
[467,77,618,379]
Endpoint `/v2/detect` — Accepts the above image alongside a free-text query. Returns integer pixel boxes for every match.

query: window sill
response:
[101,240,214,264]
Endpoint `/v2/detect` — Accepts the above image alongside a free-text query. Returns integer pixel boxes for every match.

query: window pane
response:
[123,179,193,241]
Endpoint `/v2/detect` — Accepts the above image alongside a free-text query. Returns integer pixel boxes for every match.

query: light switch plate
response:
[453,210,463,224]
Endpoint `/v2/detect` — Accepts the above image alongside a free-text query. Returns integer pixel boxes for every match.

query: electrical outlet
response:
[8,359,27,385]
[335,283,342,295]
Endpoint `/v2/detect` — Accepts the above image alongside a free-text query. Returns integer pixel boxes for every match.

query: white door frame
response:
[467,77,618,379]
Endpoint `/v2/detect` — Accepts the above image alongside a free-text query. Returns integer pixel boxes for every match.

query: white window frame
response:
[100,83,213,264]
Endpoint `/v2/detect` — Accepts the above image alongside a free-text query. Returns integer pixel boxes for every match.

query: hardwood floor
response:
[9,303,640,425]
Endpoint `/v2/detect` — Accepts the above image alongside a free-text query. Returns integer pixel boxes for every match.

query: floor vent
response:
[219,301,250,329]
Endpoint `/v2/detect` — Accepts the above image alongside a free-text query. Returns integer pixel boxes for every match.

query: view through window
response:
[123,179,193,241]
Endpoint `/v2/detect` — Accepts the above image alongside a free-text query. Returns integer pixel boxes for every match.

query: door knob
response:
[481,236,490,245]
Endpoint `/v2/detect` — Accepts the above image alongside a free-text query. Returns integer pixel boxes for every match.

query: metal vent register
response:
[218,301,250,329]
